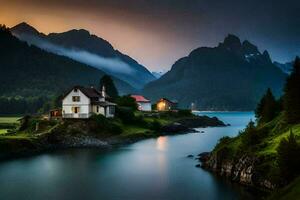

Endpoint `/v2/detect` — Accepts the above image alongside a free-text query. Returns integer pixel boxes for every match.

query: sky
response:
[0,0,299,71]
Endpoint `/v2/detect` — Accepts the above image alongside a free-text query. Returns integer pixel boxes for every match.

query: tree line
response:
[253,57,300,183]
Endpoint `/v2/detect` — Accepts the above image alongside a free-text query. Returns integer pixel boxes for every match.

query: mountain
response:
[143,34,287,110]
[152,71,166,78]
[274,61,294,74]
[11,22,156,89]
[0,25,135,114]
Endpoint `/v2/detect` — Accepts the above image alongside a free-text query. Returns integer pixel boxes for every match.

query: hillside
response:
[11,22,156,89]
[200,113,300,190]
[143,34,287,110]
[199,59,300,196]
[0,25,135,114]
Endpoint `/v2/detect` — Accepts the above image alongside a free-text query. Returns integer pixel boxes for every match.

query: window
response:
[96,106,99,113]
[109,106,115,115]
[72,96,80,102]
[74,88,78,92]
[72,107,80,113]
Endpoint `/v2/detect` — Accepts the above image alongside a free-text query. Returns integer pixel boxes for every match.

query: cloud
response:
[15,34,133,74]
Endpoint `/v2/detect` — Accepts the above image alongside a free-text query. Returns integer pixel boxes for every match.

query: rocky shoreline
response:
[197,152,276,191]
[0,115,226,160]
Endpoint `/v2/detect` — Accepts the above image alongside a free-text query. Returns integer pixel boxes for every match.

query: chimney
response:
[101,85,106,98]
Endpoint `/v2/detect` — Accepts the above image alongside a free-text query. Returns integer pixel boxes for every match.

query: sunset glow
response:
[1,0,299,71]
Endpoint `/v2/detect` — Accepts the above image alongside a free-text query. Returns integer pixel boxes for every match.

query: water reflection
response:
[156,136,168,151]
[0,112,256,200]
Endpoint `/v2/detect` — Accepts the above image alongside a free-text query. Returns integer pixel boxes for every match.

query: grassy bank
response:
[0,116,20,135]
[0,110,208,157]
[206,112,300,194]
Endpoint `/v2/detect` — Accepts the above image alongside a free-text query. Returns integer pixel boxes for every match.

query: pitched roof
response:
[77,86,103,98]
[131,95,151,102]
[63,86,103,100]
[157,98,178,104]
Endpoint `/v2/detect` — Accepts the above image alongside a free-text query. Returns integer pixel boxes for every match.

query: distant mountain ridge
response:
[152,71,166,78]
[0,25,135,113]
[274,61,294,74]
[11,22,156,89]
[143,34,287,110]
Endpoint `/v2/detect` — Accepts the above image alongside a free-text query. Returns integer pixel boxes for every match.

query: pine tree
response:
[284,57,300,124]
[99,75,119,99]
[277,130,300,182]
[255,88,278,124]
[241,120,258,147]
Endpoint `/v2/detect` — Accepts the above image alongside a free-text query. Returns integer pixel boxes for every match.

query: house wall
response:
[138,102,152,111]
[157,100,174,111]
[62,89,91,118]
[106,106,115,118]
[91,105,106,116]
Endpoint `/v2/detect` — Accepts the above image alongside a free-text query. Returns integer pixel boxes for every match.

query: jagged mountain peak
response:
[220,34,242,50]
[11,22,40,36]
[242,40,259,55]
[262,50,272,62]
[49,28,91,38]
[144,34,286,110]
[224,34,241,44]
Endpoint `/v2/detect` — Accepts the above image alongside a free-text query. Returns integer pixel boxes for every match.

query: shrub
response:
[241,120,259,148]
[89,114,122,135]
[116,96,138,110]
[177,109,192,117]
[115,106,136,124]
[108,122,123,135]
[277,130,300,183]
[148,120,162,131]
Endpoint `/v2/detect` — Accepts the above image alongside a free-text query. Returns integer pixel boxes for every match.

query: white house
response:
[62,86,116,119]
[131,95,152,111]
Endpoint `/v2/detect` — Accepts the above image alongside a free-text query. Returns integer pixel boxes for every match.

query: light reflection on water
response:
[156,136,168,151]
[0,112,256,200]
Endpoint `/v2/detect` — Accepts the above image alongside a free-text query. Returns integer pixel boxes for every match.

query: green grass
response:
[268,176,300,200]
[0,134,36,140]
[0,117,21,134]
[209,112,300,195]
[259,124,300,156]
[0,129,8,135]
[0,117,21,124]
[121,125,151,136]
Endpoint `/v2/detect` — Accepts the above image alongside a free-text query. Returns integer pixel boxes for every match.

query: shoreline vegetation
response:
[197,57,300,199]
[0,110,226,160]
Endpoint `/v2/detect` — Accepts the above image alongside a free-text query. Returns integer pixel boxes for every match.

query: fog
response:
[15,34,134,75]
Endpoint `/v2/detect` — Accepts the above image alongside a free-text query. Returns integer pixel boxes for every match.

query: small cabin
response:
[156,98,178,111]
[49,109,62,119]
[131,95,152,111]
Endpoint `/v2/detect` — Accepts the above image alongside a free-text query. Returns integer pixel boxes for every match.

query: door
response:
[72,107,80,118]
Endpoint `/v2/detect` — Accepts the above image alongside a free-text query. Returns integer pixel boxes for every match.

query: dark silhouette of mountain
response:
[143,34,287,110]
[274,61,294,74]
[0,25,135,113]
[152,71,166,78]
[11,22,156,89]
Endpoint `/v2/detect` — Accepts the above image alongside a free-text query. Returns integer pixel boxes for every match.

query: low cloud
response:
[15,34,133,74]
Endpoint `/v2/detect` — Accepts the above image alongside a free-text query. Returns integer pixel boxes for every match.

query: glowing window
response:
[72,96,80,102]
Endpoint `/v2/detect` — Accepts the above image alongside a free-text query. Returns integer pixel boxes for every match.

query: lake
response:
[0,112,255,200]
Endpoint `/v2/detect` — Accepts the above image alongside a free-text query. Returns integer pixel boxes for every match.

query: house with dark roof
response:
[156,98,178,111]
[62,86,116,118]
[131,95,152,111]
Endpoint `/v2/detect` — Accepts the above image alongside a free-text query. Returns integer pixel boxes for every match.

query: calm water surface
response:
[0,112,255,200]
